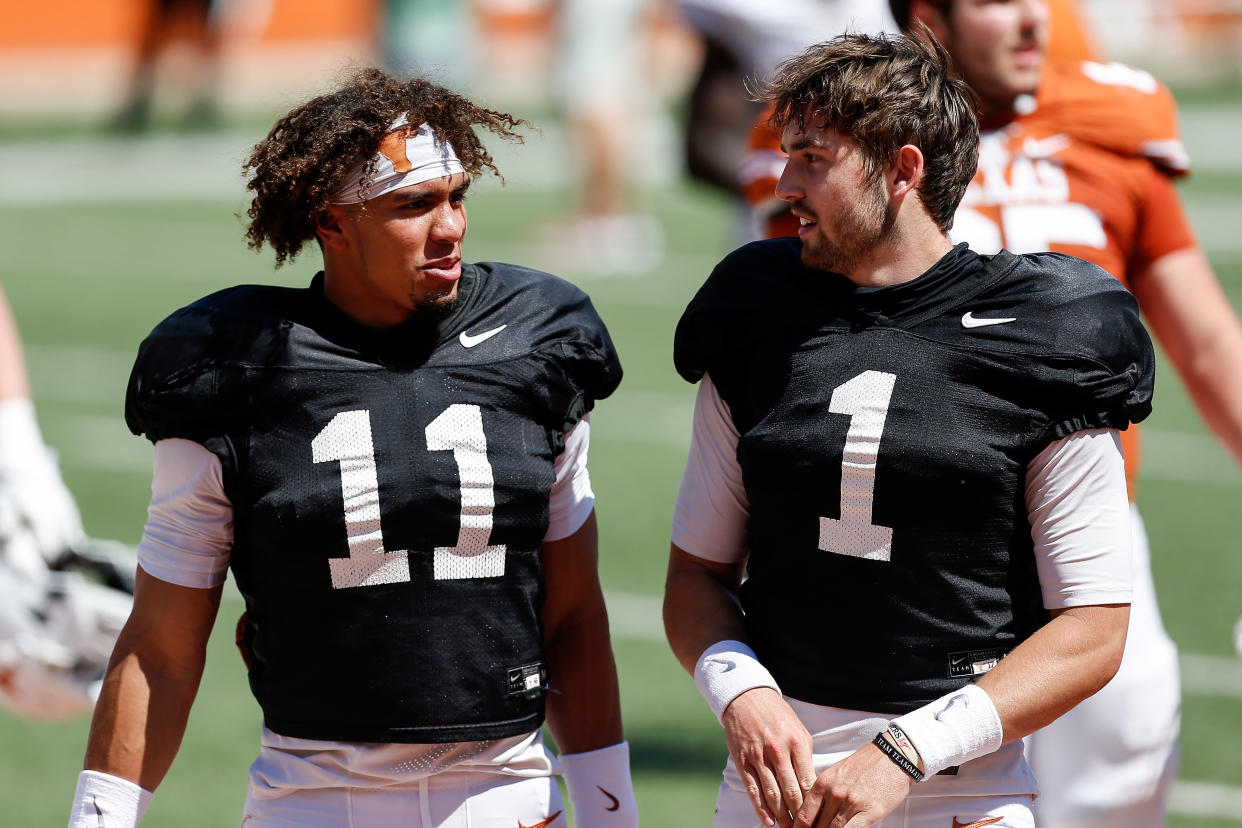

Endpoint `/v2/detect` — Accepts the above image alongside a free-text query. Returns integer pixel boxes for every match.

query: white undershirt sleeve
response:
[670,374,749,563]
[544,416,595,542]
[1026,428,1132,609]
[137,438,233,589]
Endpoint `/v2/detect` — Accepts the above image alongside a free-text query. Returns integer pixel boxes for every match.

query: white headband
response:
[330,113,466,204]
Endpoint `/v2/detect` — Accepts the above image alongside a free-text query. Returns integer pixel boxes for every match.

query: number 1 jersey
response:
[674,240,1154,713]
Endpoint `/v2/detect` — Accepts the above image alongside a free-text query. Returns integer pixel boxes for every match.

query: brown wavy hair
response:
[242,67,529,265]
[755,29,978,232]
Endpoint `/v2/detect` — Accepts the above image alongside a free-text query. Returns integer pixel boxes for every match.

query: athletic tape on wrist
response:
[891,683,1003,777]
[693,640,781,724]
[68,770,153,827]
[560,741,639,826]
[872,731,925,782]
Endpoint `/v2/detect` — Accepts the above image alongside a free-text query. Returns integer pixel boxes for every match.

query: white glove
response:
[0,398,85,573]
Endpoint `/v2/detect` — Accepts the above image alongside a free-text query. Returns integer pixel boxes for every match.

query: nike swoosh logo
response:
[518,810,563,828]
[598,785,620,812]
[459,324,507,348]
[952,817,1003,828]
[707,657,737,672]
[961,312,1016,328]
[1021,133,1069,159]
[935,693,971,722]
[94,798,105,828]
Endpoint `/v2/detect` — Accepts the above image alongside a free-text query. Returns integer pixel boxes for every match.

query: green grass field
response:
[2,101,1241,826]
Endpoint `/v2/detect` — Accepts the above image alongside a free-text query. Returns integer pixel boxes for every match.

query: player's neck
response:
[844,206,955,288]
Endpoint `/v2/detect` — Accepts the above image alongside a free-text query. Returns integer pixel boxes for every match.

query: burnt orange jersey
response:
[958,61,1196,495]
[741,60,1196,496]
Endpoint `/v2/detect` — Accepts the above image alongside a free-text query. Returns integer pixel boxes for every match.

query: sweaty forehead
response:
[780,121,851,155]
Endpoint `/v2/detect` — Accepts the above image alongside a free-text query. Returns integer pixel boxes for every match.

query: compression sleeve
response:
[670,375,749,563]
[1026,428,1132,608]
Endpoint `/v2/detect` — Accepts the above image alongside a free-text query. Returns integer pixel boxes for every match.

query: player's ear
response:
[314,206,348,249]
[890,144,924,198]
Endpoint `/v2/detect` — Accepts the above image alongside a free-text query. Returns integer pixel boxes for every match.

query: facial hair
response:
[800,177,891,276]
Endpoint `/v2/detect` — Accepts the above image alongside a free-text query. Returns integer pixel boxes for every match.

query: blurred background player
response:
[0,283,133,720]
[675,0,896,238]
[539,0,665,276]
[743,1,1242,824]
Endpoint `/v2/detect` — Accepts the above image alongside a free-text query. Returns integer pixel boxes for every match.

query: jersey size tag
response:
[507,662,548,695]
[946,649,1003,679]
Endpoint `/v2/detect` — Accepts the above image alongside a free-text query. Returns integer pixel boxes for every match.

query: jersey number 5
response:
[312,405,507,589]
[819,370,896,562]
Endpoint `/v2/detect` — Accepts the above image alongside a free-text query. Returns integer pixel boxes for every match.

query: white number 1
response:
[818,370,896,562]
[311,404,506,589]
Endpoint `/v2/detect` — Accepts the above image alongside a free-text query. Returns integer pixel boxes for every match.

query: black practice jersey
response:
[675,241,1153,713]
[126,263,622,743]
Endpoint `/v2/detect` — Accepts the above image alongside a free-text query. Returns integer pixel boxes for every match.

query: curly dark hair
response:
[242,67,529,265]
[756,29,978,232]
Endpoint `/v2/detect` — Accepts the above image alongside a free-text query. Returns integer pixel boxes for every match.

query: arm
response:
[542,510,622,754]
[665,375,815,828]
[0,284,85,562]
[83,569,221,789]
[1131,245,1242,465]
[541,511,638,826]
[797,429,1132,827]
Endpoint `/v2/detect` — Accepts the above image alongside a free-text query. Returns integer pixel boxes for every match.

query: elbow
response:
[1087,604,1131,696]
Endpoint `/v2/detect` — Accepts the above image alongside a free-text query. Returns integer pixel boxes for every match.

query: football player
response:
[665,30,1151,828]
[744,2,1242,824]
[69,70,638,828]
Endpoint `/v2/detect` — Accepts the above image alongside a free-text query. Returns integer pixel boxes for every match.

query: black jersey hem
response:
[261,711,546,745]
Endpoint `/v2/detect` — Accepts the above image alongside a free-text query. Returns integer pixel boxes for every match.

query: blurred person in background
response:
[666,29,1149,828]
[70,69,637,828]
[0,284,133,721]
[676,0,896,238]
[539,0,664,276]
[744,1,1242,824]
[110,0,252,131]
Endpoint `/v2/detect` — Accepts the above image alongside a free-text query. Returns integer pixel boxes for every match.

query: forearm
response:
[83,643,205,789]
[663,544,748,675]
[977,603,1129,742]
[82,572,220,790]
[543,598,624,754]
[0,284,31,399]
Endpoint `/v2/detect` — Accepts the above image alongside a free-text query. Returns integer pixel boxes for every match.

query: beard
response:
[799,178,892,276]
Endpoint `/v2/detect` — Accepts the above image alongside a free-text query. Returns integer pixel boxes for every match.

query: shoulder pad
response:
[675,239,846,385]
[125,284,301,443]
[1030,61,1189,176]
[470,262,623,417]
[1007,252,1155,436]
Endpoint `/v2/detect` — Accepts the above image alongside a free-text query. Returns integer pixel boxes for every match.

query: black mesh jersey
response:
[126,263,622,743]
[675,241,1153,714]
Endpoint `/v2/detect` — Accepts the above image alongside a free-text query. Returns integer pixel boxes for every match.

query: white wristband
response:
[68,770,153,827]
[693,640,781,724]
[891,683,1003,777]
[560,741,639,827]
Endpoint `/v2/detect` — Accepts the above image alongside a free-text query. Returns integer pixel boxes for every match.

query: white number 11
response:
[311,405,506,589]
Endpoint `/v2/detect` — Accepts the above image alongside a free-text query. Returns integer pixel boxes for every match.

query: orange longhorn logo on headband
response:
[378,132,413,173]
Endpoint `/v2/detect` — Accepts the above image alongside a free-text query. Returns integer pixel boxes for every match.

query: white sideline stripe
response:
[1169,780,1242,821]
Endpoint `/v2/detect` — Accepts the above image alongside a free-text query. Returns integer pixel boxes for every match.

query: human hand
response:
[794,740,914,828]
[721,686,816,828]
